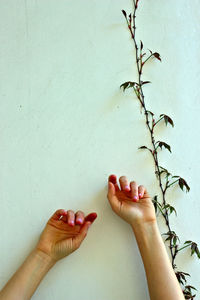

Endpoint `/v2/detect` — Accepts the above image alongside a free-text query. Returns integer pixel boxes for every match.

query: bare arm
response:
[0,209,97,300]
[0,249,55,300]
[107,174,184,300]
[132,222,184,300]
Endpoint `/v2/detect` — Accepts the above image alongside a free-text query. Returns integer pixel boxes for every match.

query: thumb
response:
[107,181,116,198]
[107,182,120,212]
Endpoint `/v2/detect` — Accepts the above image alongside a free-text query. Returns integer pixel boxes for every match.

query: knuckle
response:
[130,180,136,185]
[119,176,127,181]
[138,184,143,189]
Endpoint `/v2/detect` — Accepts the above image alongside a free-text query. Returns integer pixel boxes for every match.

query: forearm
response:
[132,222,184,300]
[0,249,55,300]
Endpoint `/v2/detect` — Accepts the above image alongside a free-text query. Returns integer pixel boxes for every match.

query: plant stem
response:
[127,0,177,269]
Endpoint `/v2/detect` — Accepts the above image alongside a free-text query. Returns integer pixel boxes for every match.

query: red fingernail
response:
[76,218,83,225]
[85,213,97,223]
[124,185,130,191]
[109,175,117,184]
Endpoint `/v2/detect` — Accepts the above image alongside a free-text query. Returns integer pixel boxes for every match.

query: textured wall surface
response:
[0,0,200,299]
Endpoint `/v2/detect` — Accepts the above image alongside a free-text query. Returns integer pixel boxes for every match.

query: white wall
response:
[0,0,200,299]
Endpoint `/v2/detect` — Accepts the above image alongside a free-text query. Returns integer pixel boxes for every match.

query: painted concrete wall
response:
[0,0,200,299]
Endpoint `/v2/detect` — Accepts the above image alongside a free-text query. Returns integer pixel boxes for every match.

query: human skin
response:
[0,210,97,300]
[107,174,185,300]
[0,174,185,300]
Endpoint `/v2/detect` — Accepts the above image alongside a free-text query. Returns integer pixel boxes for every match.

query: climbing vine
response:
[120,1,199,299]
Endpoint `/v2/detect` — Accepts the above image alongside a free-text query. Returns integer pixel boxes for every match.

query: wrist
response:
[33,248,57,268]
[131,220,158,237]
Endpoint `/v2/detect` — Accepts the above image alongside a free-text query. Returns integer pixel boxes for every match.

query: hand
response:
[107,174,156,229]
[36,209,97,262]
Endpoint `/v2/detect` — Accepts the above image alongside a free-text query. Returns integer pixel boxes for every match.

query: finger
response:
[130,181,138,202]
[67,210,75,226]
[119,176,130,192]
[85,212,97,223]
[73,221,92,250]
[75,211,85,225]
[107,181,121,211]
[138,185,146,199]
[50,209,67,221]
[108,174,120,192]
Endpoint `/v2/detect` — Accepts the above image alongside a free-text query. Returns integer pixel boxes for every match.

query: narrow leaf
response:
[122,10,127,18]
[140,40,143,50]
[138,146,147,149]
[141,81,151,85]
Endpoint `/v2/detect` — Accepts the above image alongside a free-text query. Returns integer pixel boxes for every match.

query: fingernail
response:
[124,185,130,191]
[133,196,138,201]
[69,221,74,226]
[139,193,142,198]
[76,218,82,224]
[109,175,117,184]
[85,213,97,223]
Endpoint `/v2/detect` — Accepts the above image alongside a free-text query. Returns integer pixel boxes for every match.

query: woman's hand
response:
[107,174,156,229]
[36,209,97,262]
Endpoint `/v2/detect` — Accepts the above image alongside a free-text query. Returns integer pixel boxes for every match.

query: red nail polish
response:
[109,175,117,184]
[76,219,83,225]
[85,213,97,223]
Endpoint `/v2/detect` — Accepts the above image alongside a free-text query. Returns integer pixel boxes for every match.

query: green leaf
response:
[190,243,200,259]
[160,114,174,127]
[195,245,200,258]
[152,195,158,213]
[163,204,177,216]
[184,240,193,244]
[173,236,177,246]
[146,110,154,116]
[120,81,138,91]
[141,81,151,85]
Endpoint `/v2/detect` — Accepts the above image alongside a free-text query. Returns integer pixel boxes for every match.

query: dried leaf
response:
[158,141,172,153]
[178,177,190,192]
[153,52,161,61]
